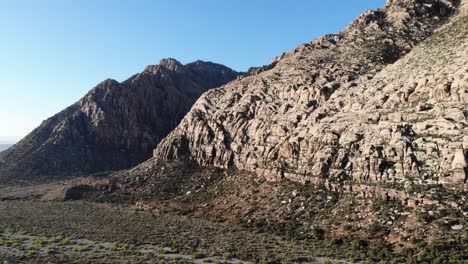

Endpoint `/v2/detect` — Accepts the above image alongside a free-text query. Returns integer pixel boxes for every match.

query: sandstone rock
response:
[153,0,467,190]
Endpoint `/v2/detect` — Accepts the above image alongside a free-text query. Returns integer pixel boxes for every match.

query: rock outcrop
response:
[154,0,467,190]
[0,59,240,183]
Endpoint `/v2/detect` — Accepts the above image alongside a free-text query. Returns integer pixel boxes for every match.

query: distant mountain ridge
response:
[0,59,240,183]
[0,144,12,153]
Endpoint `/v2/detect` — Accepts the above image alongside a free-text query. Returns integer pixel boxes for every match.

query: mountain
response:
[153,0,467,191]
[0,59,240,184]
[0,0,465,262]
[97,1,466,260]
[0,144,12,153]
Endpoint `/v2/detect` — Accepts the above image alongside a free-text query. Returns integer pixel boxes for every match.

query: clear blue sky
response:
[0,0,385,142]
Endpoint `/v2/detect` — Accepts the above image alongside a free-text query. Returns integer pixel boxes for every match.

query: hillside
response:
[154,0,467,191]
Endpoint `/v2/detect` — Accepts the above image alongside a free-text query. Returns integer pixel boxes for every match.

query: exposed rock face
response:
[154,0,467,189]
[0,59,239,183]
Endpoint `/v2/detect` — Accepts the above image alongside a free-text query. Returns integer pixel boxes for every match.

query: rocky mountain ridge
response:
[153,0,467,190]
[0,59,240,183]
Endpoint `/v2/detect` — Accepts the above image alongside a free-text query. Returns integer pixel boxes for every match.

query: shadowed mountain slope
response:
[0,59,240,183]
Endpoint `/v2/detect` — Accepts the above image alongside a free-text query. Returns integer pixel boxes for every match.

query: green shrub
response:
[31,239,44,248]
[45,246,56,255]
[58,236,72,246]
[76,244,90,252]
[109,242,118,251]
[350,238,368,250]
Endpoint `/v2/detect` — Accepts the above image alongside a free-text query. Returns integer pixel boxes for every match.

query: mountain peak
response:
[153,0,467,191]
[159,58,183,71]
[143,58,184,73]
[0,58,239,182]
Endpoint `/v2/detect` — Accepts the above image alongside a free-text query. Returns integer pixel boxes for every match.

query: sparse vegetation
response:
[58,236,72,246]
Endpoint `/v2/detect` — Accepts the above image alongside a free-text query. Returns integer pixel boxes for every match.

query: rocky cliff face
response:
[0,59,239,183]
[154,0,467,190]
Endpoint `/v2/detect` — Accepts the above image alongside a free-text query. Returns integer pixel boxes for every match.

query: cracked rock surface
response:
[154,0,467,190]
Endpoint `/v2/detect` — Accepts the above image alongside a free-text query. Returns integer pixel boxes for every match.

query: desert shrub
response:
[350,238,368,250]
[109,242,118,251]
[191,252,206,259]
[312,227,326,240]
[414,238,468,263]
[58,236,72,246]
[31,239,43,248]
[76,244,90,252]
[328,237,343,246]
[45,245,56,255]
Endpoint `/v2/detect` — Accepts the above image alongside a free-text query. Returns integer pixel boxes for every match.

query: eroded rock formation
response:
[154,0,467,190]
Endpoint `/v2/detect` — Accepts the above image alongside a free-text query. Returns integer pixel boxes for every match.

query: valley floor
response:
[0,163,465,263]
[0,200,352,264]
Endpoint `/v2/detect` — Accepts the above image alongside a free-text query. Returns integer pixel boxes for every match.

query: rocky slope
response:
[154,0,467,190]
[0,59,240,183]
